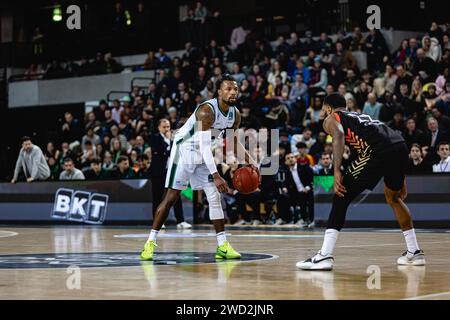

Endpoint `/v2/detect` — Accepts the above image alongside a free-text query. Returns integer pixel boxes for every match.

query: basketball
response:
[232,166,260,194]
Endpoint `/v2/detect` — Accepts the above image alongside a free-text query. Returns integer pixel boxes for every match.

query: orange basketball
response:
[232,166,260,194]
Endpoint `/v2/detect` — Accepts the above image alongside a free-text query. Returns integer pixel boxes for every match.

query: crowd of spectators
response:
[11,20,450,225]
[23,52,124,80]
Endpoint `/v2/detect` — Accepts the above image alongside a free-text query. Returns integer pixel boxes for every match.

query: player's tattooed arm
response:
[323,115,347,196]
[232,109,258,168]
[196,104,215,130]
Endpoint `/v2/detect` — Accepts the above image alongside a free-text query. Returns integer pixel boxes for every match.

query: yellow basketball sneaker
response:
[215,241,241,259]
[140,240,157,261]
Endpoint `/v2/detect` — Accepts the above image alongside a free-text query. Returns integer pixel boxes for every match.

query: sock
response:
[216,231,226,246]
[319,229,339,256]
[403,228,420,253]
[148,229,159,242]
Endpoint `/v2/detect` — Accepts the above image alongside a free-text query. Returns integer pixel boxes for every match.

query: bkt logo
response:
[51,188,108,224]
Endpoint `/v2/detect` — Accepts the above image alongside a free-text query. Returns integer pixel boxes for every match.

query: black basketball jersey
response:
[334,110,404,156]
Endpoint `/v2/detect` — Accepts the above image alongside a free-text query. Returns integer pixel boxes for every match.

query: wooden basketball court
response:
[1,226,450,300]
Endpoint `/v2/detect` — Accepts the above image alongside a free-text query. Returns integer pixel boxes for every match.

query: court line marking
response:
[403,291,450,300]
[114,233,323,239]
[245,240,450,253]
[0,231,18,238]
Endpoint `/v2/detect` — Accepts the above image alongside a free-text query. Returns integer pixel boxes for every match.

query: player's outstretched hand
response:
[333,171,347,197]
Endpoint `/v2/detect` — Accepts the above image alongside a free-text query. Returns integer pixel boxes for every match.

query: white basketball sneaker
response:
[296,251,334,271]
[177,221,193,229]
[397,250,426,266]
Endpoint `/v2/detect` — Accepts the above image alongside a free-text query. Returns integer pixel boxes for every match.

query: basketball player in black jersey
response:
[297,93,426,270]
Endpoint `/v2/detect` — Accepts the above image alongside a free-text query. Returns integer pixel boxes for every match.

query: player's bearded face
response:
[220,81,239,105]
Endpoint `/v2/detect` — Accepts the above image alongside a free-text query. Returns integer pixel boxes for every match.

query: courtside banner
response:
[0,179,193,223]
[51,188,109,224]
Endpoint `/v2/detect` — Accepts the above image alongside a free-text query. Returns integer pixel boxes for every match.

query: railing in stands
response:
[7,63,160,83]
[106,91,132,102]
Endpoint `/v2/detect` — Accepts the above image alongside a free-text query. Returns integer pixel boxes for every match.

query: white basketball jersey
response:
[174,97,236,146]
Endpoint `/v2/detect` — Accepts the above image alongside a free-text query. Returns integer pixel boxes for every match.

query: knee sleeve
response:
[204,186,224,220]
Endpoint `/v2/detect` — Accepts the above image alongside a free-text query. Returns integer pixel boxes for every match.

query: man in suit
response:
[150,119,192,229]
[276,153,315,228]
[422,117,449,164]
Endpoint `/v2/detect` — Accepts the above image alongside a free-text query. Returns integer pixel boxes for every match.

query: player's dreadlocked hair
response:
[215,74,237,95]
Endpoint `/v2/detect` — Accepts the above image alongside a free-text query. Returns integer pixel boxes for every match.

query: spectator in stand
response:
[422,35,441,63]
[309,57,328,94]
[192,66,208,94]
[383,64,398,94]
[132,135,146,155]
[363,29,389,72]
[432,142,450,173]
[309,131,327,160]
[442,35,450,52]
[136,154,151,178]
[295,142,315,166]
[394,64,414,96]
[406,143,432,174]
[58,142,75,167]
[44,142,60,163]
[229,23,249,51]
[406,37,419,61]
[413,48,437,82]
[111,99,124,124]
[230,63,245,84]
[431,107,450,132]
[392,39,409,66]
[288,73,308,112]
[46,155,60,181]
[59,157,85,180]
[91,52,106,74]
[277,153,314,227]
[291,127,316,155]
[100,109,118,138]
[302,95,324,133]
[11,136,50,183]
[110,156,135,179]
[423,117,449,151]
[85,158,110,180]
[403,117,424,148]
[350,27,364,51]
[110,125,127,151]
[435,81,450,116]
[428,22,444,42]
[157,48,172,68]
[143,51,158,70]
[104,53,123,73]
[387,109,404,134]
[60,112,82,143]
[81,126,101,152]
[80,140,96,169]
[84,111,101,132]
[363,93,383,120]
[267,61,288,86]
[318,32,333,54]
[313,152,333,176]
[263,102,289,129]
[344,69,360,93]
[102,151,114,170]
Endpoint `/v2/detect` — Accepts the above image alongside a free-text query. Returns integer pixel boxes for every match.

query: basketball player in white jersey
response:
[141,74,257,260]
